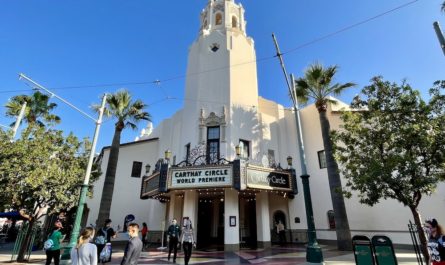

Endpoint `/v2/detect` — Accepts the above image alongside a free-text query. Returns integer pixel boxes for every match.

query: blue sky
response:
[1,0,444,150]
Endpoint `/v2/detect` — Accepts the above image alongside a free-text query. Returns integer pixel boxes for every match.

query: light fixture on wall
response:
[235,145,241,157]
[287,156,293,167]
[145,163,151,174]
[165,149,172,160]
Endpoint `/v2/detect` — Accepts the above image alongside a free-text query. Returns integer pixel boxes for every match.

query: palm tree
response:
[294,63,356,251]
[5,91,61,126]
[95,90,151,227]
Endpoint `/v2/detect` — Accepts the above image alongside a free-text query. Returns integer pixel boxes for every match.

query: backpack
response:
[95,228,109,245]
[43,232,54,250]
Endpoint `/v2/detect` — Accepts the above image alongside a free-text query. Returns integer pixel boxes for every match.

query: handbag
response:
[43,232,54,250]
[99,243,112,263]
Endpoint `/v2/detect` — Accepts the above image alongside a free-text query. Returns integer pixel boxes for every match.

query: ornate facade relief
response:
[199,107,227,143]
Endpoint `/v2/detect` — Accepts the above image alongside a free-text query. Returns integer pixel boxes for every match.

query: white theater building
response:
[86,0,445,250]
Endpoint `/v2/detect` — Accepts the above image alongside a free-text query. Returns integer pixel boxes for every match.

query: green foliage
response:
[5,91,61,127]
[0,125,100,220]
[93,90,151,131]
[294,63,356,111]
[332,77,445,208]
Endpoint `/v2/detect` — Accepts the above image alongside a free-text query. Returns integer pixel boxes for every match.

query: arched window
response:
[232,16,238,28]
[215,13,223,26]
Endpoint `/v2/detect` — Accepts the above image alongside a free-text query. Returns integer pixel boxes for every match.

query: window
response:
[327,210,336,229]
[215,13,223,25]
[131,161,143,178]
[318,150,327,169]
[207,127,220,164]
[185,143,191,163]
[232,16,238,28]
[268,149,276,166]
[239,139,250,159]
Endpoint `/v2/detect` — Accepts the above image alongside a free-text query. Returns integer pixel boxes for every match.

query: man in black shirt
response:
[95,219,117,263]
[167,219,181,262]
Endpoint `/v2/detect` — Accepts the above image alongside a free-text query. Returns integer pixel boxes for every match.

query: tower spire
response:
[199,0,246,36]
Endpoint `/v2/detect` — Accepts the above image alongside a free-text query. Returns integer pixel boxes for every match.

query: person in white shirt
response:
[180,219,196,265]
[71,227,98,265]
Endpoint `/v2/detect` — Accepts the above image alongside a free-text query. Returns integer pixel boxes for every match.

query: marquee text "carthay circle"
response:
[174,169,229,178]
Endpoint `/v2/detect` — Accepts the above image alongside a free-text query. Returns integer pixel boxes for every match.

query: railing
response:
[408,220,424,265]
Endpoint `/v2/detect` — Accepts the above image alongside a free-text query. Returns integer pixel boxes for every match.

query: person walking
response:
[426,218,445,264]
[70,227,97,265]
[276,220,286,246]
[120,223,143,265]
[95,219,117,263]
[141,223,148,250]
[45,220,64,265]
[167,219,181,262]
[180,219,195,265]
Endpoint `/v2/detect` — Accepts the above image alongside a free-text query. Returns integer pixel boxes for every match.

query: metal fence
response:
[408,220,424,265]
[11,223,38,262]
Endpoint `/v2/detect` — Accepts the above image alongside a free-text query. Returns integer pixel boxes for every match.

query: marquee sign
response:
[169,165,233,189]
[141,173,161,199]
[246,165,292,191]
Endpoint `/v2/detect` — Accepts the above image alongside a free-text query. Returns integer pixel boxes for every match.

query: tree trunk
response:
[318,110,352,251]
[17,220,34,262]
[97,126,122,227]
[410,206,430,264]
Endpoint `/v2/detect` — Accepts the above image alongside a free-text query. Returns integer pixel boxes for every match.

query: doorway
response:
[197,195,224,250]
[239,196,257,249]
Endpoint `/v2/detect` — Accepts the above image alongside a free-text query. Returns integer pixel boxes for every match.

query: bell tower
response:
[184,0,259,114]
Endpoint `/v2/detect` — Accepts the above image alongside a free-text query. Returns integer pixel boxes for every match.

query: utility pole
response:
[272,33,324,264]
[434,21,445,56]
[12,102,27,139]
[0,101,27,141]
[18,73,107,263]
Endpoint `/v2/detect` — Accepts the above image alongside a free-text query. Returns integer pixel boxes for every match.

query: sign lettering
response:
[169,166,232,189]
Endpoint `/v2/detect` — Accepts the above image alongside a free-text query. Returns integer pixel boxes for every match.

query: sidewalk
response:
[0,244,421,264]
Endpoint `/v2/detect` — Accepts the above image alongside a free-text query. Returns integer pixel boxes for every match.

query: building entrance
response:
[197,193,224,250]
[239,195,257,249]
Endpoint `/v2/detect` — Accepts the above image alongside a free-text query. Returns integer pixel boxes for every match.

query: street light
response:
[18,74,108,263]
[272,34,324,263]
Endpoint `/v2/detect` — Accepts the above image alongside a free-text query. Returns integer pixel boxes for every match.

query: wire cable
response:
[0,0,419,95]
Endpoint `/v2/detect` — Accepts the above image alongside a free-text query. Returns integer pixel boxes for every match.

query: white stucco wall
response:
[86,139,166,236]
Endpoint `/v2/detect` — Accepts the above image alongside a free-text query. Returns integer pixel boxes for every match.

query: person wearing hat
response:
[45,220,65,265]
[425,218,445,264]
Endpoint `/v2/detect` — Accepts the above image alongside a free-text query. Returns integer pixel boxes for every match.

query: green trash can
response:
[353,235,375,265]
[372,235,398,265]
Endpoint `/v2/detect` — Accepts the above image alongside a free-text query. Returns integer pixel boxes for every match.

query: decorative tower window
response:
[207,126,220,164]
[232,16,238,28]
[215,13,223,26]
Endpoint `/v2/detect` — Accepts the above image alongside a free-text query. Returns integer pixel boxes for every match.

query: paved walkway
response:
[0,244,421,265]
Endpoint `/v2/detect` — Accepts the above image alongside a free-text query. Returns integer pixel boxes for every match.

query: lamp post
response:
[272,34,324,264]
[18,73,108,262]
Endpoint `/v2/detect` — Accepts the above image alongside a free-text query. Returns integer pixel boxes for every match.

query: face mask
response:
[425,227,431,235]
